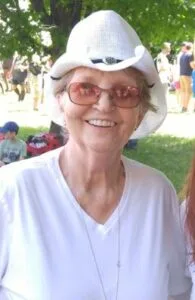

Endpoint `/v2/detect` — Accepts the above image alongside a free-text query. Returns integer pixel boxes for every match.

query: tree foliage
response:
[0,0,194,59]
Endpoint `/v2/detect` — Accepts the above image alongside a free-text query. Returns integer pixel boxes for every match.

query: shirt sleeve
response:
[168,188,192,297]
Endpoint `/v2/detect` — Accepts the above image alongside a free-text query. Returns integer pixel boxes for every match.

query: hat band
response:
[91,57,122,65]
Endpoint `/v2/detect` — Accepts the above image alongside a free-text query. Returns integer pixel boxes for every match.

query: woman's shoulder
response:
[122,156,180,221]
[0,148,61,199]
[122,155,173,188]
[0,148,63,226]
[1,147,60,171]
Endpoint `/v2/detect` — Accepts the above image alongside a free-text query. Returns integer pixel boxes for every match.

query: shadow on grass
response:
[123,134,195,195]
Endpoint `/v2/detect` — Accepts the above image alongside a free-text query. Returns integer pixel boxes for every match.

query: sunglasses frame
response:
[67,82,142,109]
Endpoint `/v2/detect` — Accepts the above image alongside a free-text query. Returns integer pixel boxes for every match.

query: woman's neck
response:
[59,141,125,223]
[59,141,123,189]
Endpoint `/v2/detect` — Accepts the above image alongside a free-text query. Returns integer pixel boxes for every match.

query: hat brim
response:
[46,45,167,139]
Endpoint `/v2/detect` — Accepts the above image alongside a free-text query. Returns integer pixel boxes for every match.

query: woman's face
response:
[60,67,145,153]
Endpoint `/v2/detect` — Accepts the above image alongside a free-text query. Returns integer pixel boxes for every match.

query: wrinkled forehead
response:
[69,66,144,85]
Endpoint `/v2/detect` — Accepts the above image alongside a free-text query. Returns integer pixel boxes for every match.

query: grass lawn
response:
[124,135,195,197]
[18,126,48,141]
[19,126,195,196]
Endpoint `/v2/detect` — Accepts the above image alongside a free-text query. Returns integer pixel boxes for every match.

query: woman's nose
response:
[94,91,115,112]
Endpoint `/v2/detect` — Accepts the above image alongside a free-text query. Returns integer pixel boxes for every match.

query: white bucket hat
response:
[47,10,167,139]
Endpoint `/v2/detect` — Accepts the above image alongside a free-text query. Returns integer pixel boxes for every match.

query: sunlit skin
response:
[57,67,147,223]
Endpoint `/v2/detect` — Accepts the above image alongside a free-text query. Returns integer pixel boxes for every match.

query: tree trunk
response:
[30,0,83,56]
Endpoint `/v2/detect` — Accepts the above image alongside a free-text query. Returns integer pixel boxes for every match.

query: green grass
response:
[19,126,195,195]
[124,135,195,195]
[18,126,48,141]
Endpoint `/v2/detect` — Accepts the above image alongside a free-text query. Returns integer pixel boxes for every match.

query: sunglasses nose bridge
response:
[95,87,116,110]
[99,87,115,100]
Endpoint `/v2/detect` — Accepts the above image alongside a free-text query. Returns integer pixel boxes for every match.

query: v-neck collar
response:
[49,150,130,233]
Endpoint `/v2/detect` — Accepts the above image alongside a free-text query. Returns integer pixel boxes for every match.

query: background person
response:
[39,55,54,111]
[2,56,14,92]
[0,121,26,167]
[29,53,42,111]
[156,42,172,100]
[11,53,28,102]
[179,42,194,112]
[0,10,191,300]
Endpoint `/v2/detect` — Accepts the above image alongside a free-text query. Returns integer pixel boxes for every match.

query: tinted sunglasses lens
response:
[69,83,100,105]
[113,86,140,108]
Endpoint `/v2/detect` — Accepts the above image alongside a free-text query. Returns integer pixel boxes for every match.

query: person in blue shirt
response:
[179,43,194,112]
[0,121,26,166]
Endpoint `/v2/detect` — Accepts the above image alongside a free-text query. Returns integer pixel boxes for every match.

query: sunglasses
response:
[67,82,141,109]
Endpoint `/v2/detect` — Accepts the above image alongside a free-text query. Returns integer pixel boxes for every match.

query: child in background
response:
[0,121,26,167]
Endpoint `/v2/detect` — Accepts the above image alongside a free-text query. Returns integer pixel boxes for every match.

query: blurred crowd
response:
[0,42,194,154]
[0,52,53,111]
[155,41,195,112]
[1,42,194,114]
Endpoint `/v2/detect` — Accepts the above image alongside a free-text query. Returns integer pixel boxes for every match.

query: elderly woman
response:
[0,10,191,300]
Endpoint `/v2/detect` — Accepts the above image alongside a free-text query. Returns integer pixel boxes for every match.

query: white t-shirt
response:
[0,149,191,300]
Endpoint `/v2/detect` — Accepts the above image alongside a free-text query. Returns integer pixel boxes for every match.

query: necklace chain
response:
[80,207,121,300]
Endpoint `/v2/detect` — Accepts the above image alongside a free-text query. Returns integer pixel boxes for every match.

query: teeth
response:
[88,119,115,127]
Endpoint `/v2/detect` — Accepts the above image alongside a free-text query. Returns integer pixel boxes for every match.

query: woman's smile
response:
[86,119,116,128]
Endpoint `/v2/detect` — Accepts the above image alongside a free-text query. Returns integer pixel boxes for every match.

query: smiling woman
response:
[56,67,151,154]
[0,10,192,300]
